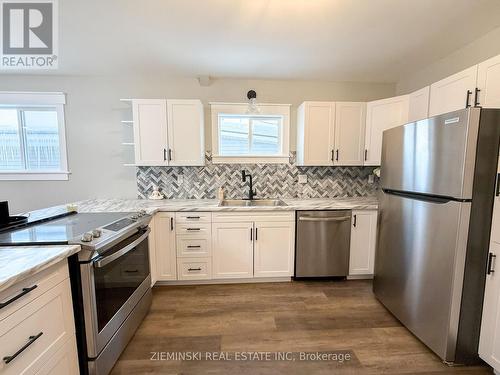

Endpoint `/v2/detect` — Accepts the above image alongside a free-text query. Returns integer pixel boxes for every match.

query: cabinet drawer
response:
[176,237,211,257]
[175,212,211,223]
[177,258,212,280]
[176,223,211,236]
[0,279,75,375]
[0,261,69,322]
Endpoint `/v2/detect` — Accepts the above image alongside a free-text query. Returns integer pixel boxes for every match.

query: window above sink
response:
[210,103,291,164]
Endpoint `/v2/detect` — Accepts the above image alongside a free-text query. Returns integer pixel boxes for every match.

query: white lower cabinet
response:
[479,156,500,372]
[0,261,78,375]
[155,212,177,281]
[253,221,295,277]
[479,242,500,371]
[212,212,295,280]
[212,222,254,279]
[349,210,378,277]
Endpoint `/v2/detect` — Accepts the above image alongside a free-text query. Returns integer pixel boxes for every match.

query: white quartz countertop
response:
[0,245,81,293]
[71,197,378,214]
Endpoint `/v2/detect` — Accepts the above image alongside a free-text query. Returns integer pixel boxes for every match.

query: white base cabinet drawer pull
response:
[188,267,202,272]
[0,285,37,310]
[3,331,43,364]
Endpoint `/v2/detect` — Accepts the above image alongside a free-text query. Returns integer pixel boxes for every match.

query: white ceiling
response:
[49,0,500,82]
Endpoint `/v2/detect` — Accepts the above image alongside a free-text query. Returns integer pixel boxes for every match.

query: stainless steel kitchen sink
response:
[218,199,287,207]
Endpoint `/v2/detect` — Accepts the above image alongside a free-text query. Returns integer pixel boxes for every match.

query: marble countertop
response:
[2,196,376,292]
[0,245,81,293]
[72,196,378,214]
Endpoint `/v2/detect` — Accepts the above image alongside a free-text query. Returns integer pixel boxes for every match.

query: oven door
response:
[80,227,151,358]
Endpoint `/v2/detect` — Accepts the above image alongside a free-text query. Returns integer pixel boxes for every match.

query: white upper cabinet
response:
[166,99,205,166]
[429,66,478,117]
[132,99,204,166]
[132,99,168,166]
[364,95,409,166]
[334,102,366,166]
[477,54,500,109]
[296,102,335,166]
[408,86,430,122]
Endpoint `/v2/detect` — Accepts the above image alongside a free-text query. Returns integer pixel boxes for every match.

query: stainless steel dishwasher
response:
[295,210,351,277]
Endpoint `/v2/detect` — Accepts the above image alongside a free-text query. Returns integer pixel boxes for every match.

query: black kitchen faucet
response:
[242,170,256,200]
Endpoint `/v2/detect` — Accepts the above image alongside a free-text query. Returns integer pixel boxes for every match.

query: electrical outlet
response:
[298,174,307,184]
[368,174,375,184]
[177,175,184,184]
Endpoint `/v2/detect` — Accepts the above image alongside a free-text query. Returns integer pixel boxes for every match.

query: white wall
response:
[0,75,395,213]
[397,26,500,94]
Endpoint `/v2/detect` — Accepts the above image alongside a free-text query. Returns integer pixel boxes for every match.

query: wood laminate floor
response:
[110,280,492,375]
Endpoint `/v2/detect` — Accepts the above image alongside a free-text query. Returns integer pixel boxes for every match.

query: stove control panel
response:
[77,212,152,247]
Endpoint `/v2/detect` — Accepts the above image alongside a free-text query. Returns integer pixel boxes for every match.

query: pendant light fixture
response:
[246,90,261,114]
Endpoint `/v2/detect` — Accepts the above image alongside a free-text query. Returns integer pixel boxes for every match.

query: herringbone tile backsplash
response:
[137,153,379,199]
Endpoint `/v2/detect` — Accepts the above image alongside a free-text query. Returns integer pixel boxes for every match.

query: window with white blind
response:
[0,92,68,180]
[211,103,290,164]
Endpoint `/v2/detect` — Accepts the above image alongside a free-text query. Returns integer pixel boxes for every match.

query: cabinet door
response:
[349,210,377,276]
[490,157,500,245]
[253,221,295,278]
[334,102,366,166]
[167,99,205,166]
[212,222,254,278]
[477,54,500,109]
[479,241,500,371]
[365,95,409,166]
[429,65,478,117]
[132,99,168,166]
[148,215,157,286]
[297,102,335,166]
[155,213,177,280]
[408,86,430,122]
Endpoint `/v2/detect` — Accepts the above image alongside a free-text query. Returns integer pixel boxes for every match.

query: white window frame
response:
[0,92,69,180]
[210,102,291,164]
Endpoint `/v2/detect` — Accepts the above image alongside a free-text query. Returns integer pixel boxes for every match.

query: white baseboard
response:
[154,277,292,286]
[347,274,374,280]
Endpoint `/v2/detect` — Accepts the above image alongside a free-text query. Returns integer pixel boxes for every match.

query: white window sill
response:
[0,171,70,181]
[212,156,290,164]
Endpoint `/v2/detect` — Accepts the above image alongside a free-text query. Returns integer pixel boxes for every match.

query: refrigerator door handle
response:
[487,253,496,275]
[382,189,454,204]
[496,173,500,197]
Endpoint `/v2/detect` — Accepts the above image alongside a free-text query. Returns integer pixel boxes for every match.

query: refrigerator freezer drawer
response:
[373,190,471,361]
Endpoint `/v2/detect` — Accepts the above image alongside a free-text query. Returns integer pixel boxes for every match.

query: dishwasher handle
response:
[298,216,351,222]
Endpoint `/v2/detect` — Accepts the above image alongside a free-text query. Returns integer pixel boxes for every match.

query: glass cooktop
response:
[0,212,132,246]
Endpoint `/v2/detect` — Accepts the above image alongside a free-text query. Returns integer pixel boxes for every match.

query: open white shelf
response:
[122,142,134,146]
[121,120,133,125]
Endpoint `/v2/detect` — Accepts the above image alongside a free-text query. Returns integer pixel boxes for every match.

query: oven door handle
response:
[94,228,150,268]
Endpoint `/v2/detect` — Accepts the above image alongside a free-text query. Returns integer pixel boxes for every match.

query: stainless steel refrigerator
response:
[374,108,500,364]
